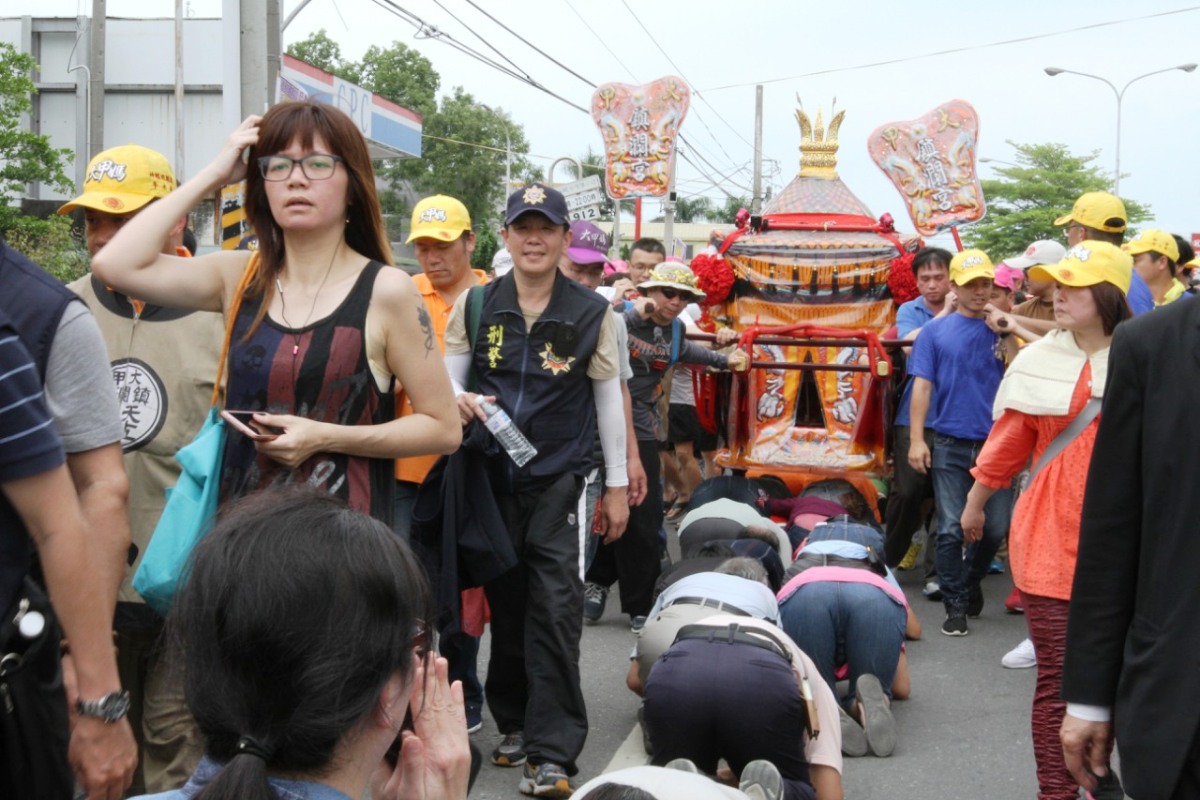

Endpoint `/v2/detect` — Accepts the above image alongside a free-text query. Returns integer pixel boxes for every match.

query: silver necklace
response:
[275,240,341,357]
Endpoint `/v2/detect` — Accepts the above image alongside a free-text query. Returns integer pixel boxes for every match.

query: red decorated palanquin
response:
[695,105,921,502]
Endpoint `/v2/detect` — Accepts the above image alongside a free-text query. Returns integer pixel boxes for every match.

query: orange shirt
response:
[970,364,1097,601]
[394,269,488,483]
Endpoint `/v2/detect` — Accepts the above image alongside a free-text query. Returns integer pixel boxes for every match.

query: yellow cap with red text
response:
[1028,240,1132,295]
[58,145,176,215]
[407,195,473,244]
[949,249,995,286]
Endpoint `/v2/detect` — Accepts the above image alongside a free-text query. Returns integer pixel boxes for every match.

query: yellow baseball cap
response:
[1123,229,1180,263]
[1053,191,1127,233]
[406,195,472,244]
[58,145,176,215]
[949,249,995,286]
[1028,241,1132,295]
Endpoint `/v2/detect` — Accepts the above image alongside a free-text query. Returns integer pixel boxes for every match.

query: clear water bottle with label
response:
[477,398,538,467]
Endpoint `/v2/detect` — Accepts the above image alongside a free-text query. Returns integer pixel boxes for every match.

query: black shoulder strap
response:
[464,284,485,393]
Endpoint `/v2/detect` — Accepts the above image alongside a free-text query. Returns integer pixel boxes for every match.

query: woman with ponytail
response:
[92,101,461,524]
[132,487,470,800]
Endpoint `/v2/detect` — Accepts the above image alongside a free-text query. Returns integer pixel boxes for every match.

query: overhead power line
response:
[419,132,562,161]
[427,0,533,83]
[699,5,1200,92]
[461,0,597,89]
[618,0,755,159]
[367,0,590,113]
[562,0,639,82]
[532,0,755,185]
[362,0,749,197]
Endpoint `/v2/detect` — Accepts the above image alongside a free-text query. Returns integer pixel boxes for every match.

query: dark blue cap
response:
[504,182,569,226]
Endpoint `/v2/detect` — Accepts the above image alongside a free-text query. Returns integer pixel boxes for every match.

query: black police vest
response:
[0,242,79,381]
[471,272,607,481]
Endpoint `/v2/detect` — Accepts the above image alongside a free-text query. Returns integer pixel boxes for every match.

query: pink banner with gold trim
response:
[591,76,690,199]
[867,99,985,236]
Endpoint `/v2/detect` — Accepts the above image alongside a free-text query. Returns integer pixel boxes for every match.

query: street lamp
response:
[1044,63,1197,193]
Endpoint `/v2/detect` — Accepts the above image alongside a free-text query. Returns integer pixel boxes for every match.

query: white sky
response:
[15,0,1200,254]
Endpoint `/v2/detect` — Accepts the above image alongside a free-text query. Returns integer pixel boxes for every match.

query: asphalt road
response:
[465,542,1062,800]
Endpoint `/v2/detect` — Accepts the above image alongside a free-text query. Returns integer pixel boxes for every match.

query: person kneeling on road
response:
[642,615,844,800]
[626,558,780,696]
[777,519,919,758]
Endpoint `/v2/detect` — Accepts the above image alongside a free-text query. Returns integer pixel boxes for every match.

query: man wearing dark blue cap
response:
[442,183,629,798]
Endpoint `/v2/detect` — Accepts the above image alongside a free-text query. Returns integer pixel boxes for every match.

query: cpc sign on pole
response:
[333,76,373,140]
[560,175,605,221]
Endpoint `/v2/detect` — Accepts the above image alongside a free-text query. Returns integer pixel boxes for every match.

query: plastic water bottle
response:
[477,398,538,467]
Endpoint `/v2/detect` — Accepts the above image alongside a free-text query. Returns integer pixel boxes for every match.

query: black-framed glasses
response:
[658,287,698,302]
[257,153,344,182]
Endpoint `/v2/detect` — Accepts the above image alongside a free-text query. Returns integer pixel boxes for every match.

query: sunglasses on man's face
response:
[658,288,698,303]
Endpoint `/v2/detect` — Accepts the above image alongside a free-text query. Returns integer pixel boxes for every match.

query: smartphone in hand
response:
[220,409,283,441]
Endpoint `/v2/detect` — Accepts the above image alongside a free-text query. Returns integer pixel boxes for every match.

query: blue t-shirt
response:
[906,313,1005,441]
[894,297,937,427]
[1128,271,1153,315]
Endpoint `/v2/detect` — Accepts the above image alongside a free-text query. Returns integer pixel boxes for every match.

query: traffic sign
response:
[559,175,605,221]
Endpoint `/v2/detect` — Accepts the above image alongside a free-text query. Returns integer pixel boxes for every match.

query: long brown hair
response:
[1088,282,1133,336]
[241,101,392,335]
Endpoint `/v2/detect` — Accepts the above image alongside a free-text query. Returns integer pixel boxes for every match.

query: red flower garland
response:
[887,251,918,305]
[691,253,735,306]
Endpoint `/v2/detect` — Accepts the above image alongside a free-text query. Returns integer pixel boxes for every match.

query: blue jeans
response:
[931,434,1012,614]
[779,581,907,705]
[391,480,420,544]
[582,472,604,574]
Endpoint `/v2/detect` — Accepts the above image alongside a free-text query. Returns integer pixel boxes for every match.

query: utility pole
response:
[663,146,677,253]
[611,198,621,258]
[88,0,106,161]
[751,84,763,215]
[174,0,185,179]
[237,0,280,117]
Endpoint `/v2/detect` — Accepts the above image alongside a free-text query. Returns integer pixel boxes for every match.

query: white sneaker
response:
[1001,637,1036,669]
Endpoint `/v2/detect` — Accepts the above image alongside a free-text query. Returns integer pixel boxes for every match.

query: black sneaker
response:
[967,584,984,618]
[466,704,483,734]
[941,614,969,636]
[519,761,573,798]
[583,582,607,624]
[491,731,527,767]
[1087,769,1125,800]
[738,759,784,800]
[630,615,647,633]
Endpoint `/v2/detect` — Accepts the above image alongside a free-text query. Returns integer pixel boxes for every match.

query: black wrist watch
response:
[76,690,131,723]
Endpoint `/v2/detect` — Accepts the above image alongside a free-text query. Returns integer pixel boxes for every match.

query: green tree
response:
[356,42,438,120]
[654,194,716,223]
[0,43,74,235]
[399,88,534,229]
[286,35,538,232]
[285,29,358,81]
[718,194,751,223]
[472,224,499,271]
[963,141,1150,260]
[5,215,88,283]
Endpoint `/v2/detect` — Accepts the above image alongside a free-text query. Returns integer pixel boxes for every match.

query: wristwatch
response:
[76,690,131,723]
